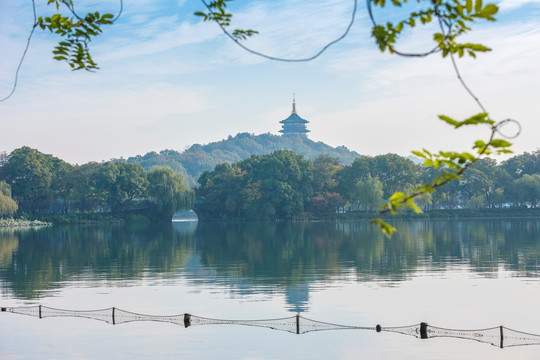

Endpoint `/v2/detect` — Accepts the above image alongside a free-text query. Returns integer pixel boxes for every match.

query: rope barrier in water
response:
[3,305,540,348]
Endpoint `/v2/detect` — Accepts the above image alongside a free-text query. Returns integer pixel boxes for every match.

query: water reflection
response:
[1,220,540,311]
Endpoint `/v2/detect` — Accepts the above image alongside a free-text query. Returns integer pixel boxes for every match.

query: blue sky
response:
[1,0,539,164]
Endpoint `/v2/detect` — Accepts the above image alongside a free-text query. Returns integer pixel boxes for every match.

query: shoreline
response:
[4,208,539,226]
[0,218,53,228]
[335,207,540,221]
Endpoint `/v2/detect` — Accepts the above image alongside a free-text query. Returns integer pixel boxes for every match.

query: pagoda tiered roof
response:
[279,96,310,137]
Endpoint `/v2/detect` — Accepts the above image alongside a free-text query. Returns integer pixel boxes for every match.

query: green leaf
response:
[466,0,473,13]
[490,139,512,148]
[438,114,460,127]
[459,152,476,162]
[475,0,483,12]
[370,219,397,238]
[406,197,422,213]
[473,140,486,148]
[433,32,444,43]
[411,150,426,159]
[414,184,436,193]
[389,192,406,201]
[466,43,491,52]
[456,2,464,17]
[480,4,498,17]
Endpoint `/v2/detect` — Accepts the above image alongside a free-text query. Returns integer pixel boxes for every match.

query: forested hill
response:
[127,133,362,185]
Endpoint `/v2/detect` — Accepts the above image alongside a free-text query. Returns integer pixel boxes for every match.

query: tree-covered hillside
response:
[127,133,361,185]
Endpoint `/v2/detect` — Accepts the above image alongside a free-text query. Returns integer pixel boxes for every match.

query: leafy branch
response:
[37,11,114,71]
[368,0,520,237]
[371,114,516,237]
[195,0,259,41]
[194,0,358,62]
[37,0,115,71]
[1,0,122,101]
[369,0,497,58]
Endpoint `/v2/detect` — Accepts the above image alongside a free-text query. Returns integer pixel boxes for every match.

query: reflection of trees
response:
[194,222,345,287]
[1,220,540,303]
[193,220,540,286]
[0,231,18,269]
[0,223,197,299]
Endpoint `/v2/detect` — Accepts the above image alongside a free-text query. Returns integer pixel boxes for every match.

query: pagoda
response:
[279,95,310,137]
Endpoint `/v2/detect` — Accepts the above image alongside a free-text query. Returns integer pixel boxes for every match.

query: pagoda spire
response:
[279,95,310,138]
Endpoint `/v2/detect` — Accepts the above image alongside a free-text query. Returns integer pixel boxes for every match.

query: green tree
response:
[512,174,540,208]
[239,150,313,219]
[96,162,148,212]
[460,168,491,207]
[338,156,371,201]
[2,146,54,201]
[370,154,420,199]
[196,163,247,219]
[146,167,194,221]
[1,147,72,214]
[466,158,511,208]
[501,150,540,179]
[312,155,343,195]
[352,175,384,212]
[416,191,433,211]
[0,152,8,178]
[196,150,313,220]
[338,154,419,202]
[0,181,18,218]
[65,162,107,212]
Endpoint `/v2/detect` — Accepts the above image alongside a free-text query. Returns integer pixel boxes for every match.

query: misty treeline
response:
[194,149,540,220]
[1,146,540,221]
[0,147,193,220]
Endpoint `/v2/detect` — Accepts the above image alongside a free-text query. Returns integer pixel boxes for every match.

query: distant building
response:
[279,95,310,138]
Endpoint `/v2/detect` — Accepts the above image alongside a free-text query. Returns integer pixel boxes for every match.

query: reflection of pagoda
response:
[279,95,310,138]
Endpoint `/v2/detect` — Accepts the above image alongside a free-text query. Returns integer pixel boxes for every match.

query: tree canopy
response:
[0,181,18,218]
[0,147,193,220]
[195,148,540,220]
[3,147,540,221]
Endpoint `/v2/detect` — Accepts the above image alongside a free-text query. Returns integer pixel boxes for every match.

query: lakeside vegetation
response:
[194,149,540,220]
[0,147,193,223]
[1,145,539,223]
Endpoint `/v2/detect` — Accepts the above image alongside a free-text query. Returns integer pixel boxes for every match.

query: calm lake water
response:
[1,219,540,359]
